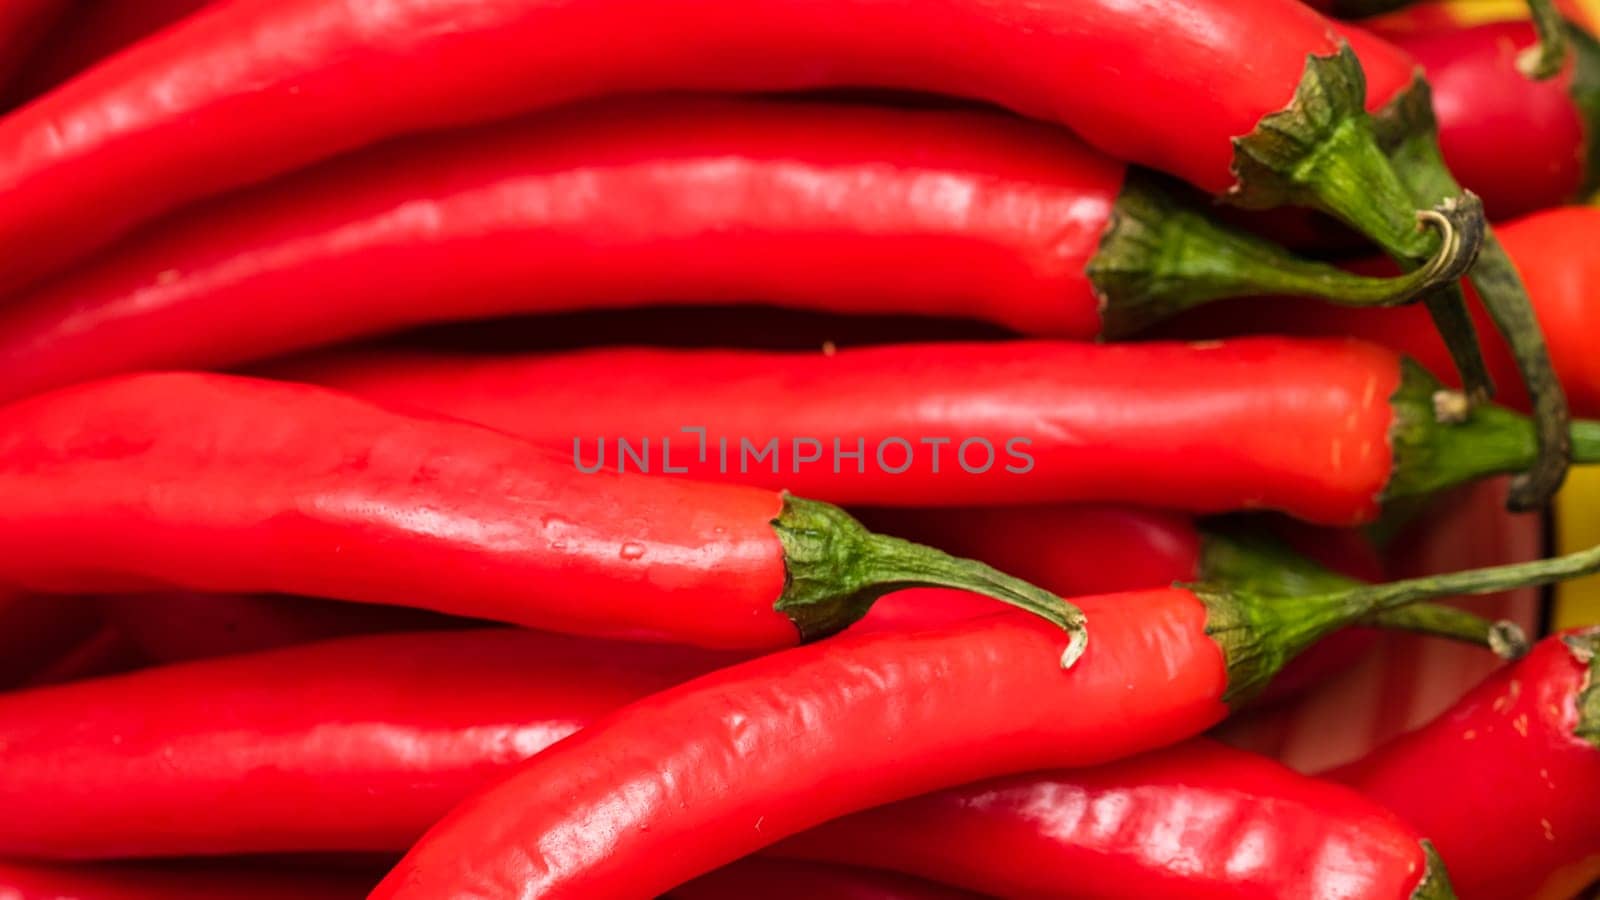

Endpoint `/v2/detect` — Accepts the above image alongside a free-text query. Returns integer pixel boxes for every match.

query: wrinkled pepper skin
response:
[0,629,730,858]
[0,373,795,648]
[0,99,1123,403]
[1172,207,1600,416]
[1333,632,1600,900]
[372,602,1229,899]
[1380,20,1595,220]
[293,338,1402,524]
[673,860,979,900]
[775,740,1443,900]
[0,0,1388,291]
[0,861,370,900]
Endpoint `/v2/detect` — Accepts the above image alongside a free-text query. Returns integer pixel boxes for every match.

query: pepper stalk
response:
[1375,75,1571,512]
[1227,45,1495,412]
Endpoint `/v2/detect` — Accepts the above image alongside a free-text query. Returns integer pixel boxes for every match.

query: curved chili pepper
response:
[0,861,370,900]
[287,337,1600,524]
[0,629,732,858]
[0,98,1478,409]
[0,0,1482,373]
[0,372,1083,651]
[1170,205,1600,418]
[1345,19,1571,510]
[674,860,978,900]
[772,739,1452,899]
[371,545,1600,898]
[101,592,471,664]
[1331,630,1600,899]
[1376,19,1600,221]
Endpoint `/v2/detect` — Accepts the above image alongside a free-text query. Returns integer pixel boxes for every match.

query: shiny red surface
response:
[674,860,978,900]
[1334,633,1600,900]
[0,99,1119,404]
[1380,21,1588,220]
[0,861,369,900]
[0,629,728,858]
[777,740,1433,899]
[372,596,1230,898]
[0,373,794,648]
[296,338,1403,524]
[0,0,1348,291]
[1170,206,1600,416]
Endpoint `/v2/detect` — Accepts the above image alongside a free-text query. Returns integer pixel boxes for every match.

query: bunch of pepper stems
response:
[1,0,1599,897]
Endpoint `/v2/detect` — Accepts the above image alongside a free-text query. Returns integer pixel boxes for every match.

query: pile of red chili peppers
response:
[5,0,1600,897]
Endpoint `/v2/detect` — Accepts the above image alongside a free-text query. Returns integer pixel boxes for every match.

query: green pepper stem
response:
[771,495,1088,667]
[1090,172,1480,337]
[1376,76,1571,511]
[1520,0,1570,80]
[1229,45,1494,404]
[1368,604,1529,660]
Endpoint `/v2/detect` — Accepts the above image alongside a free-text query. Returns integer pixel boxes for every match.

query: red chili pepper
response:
[0,629,732,858]
[0,861,370,900]
[0,372,1083,650]
[1330,630,1600,899]
[1170,206,1600,418]
[1374,19,1600,221]
[0,539,1513,860]
[772,739,1451,899]
[370,546,1598,898]
[0,97,1477,409]
[674,860,978,900]
[287,337,1600,524]
[0,0,1473,325]
[101,591,470,664]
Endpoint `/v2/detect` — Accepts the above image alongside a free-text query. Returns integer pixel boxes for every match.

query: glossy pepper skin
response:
[1378,20,1600,221]
[290,336,1588,525]
[1172,206,1600,417]
[373,526,1570,900]
[0,861,370,900]
[0,96,1470,408]
[673,860,979,900]
[1333,630,1600,900]
[372,603,1229,899]
[0,0,1435,293]
[0,629,731,858]
[774,740,1450,900]
[0,372,1080,649]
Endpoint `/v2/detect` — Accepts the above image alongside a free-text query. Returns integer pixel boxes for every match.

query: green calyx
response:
[1412,841,1458,900]
[1381,351,1596,510]
[1375,76,1572,511]
[1194,528,1530,705]
[770,495,1087,666]
[1232,45,1493,406]
[1521,0,1570,80]
[1089,170,1481,339]
[1564,629,1600,748]
[1566,20,1600,200]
